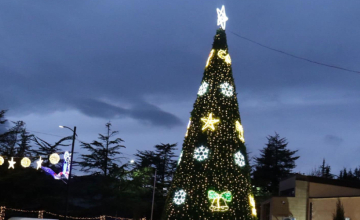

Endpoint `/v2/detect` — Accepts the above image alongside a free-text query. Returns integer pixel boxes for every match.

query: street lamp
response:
[59,125,77,220]
[150,166,157,220]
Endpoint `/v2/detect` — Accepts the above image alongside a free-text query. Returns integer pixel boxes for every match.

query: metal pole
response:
[150,168,156,220]
[65,126,76,220]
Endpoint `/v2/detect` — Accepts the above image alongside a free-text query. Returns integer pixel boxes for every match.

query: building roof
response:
[283,174,360,189]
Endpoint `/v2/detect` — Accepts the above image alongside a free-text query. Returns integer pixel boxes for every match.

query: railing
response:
[0,207,145,220]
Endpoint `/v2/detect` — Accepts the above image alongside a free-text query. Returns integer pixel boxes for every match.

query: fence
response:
[0,207,145,220]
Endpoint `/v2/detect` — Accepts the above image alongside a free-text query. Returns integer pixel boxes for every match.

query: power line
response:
[230,31,360,75]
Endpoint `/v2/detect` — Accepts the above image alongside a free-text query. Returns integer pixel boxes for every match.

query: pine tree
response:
[80,122,125,177]
[333,199,345,220]
[162,7,256,220]
[252,133,299,195]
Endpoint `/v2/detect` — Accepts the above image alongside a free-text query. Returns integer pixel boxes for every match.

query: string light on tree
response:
[36,157,43,170]
[216,5,228,30]
[208,190,232,212]
[206,49,215,67]
[201,113,220,131]
[185,119,191,137]
[0,156,4,165]
[249,195,257,216]
[177,151,183,165]
[173,189,186,205]
[21,157,31,168]
[8,157,16,169]
[193,146,209,161]
[220,82,234,97]
[218,49,231,64]
[49,153,60,165]
[235,121,245,143]
[198,82,209,96]
[234,151,245,167]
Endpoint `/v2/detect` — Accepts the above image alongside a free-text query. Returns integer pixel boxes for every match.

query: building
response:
[261,174,360,220]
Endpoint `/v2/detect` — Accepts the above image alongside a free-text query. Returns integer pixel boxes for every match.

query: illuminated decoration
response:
[218,49,231,64]
[42,151,71,180]
[216,5,228,30]
[234,151,245,167]
[235,121,245,143]
[0,156,4,165]
[249,195,257,216]
[36,156,43,170]
[8,157,16,169]
[193,146,209,161]
[173,189,186,205]
[21,157,31,168]
[198,82,209,96]
[185,119,191,137]
[208,190,232,212]
[201,113,220,131]
[220,82,234,97]
[177,151,183,165]
[49,153,60,165]
[206,49,215,67]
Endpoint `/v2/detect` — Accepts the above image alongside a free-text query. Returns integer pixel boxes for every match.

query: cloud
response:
[324,135,343,147]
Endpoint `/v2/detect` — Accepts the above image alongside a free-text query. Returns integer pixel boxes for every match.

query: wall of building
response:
[309,182,360,198]
[310,197,360,220]
[268,180,309,220]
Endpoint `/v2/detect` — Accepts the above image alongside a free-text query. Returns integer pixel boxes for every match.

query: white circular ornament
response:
[49,153,60,164]
[198,82,209,96]
[234,151,245,167]
[173,189,186,205]
[0,156,4,165]
[21,157,31,168]
[220,82,234,97]
[194,146,209,161]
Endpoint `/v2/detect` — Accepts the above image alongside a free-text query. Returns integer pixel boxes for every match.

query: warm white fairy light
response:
[217,5,228,30]
[198,82,209,96]
[218,49,231,64]
[206,49,215,67]
[8,157,16,169]
[36,156,43,170]
[173,189,186,205]
[249,195,257,216]
[21,157,31,168]
[201,113,220,131]
[235,151,245,167]
[220,82,234,97]
[0,156,4,165]
[49,153,60,164]
[235,121,245,143]
[193,146,209,161]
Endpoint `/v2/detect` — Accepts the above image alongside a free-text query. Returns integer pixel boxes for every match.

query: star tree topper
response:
[201,113,220,131]
[217,5,228,30]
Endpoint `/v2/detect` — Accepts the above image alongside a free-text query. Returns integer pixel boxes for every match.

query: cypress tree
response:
[162,6,256,220]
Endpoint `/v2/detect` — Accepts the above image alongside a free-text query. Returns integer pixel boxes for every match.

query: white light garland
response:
[235,121,245,143]
[234,151,245,167]
[21,157,31,168]
[220,82,234,97]
[206,49,215,67]
[185,119,191,137]
[198,82,209,96]
[178,151,183,165]
[173,189,186,205]
[193,146,209,161]
[8,157,16,169]
[216,5,228,30]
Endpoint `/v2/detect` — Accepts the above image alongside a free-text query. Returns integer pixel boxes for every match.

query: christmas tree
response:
[161,6,257,220]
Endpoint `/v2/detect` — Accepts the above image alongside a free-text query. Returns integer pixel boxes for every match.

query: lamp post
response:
[59,125,77,220]
[150,167,157,220]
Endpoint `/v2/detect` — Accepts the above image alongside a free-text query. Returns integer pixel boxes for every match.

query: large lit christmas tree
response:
[161,6,257,220]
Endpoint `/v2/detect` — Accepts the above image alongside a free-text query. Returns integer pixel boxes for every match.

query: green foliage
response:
[333,199,345,220]
[252,133,299,195]
[309,159,334,179]
[80,122,125,177]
